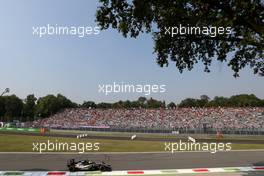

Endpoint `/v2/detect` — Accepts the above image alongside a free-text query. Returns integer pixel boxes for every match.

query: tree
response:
[56,94,77,109]
[167,102,176,108]
[130,100,141,108]
[200,95,210,102]
[124,100,132,108]
[228,94,260,107]
[35,94,77,118]
[3,95,23,122]
[179,98,198,107]
[261,100,264,107]
[138,97,147,107]
[112,100,125,108]
[146,97,164,108]
[97,102,112,108]
[35,95,60,117]
[23,94,37,121]
[96,0,264,77]
[198,95,210,107]
[82,101,97,108]
[0,97,6,121]
[207,96,229,107]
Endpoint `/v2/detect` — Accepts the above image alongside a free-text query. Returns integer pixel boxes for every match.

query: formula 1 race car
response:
[67,159,112,172]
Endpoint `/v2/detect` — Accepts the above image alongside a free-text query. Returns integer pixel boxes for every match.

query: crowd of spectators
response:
[29,107,264,130]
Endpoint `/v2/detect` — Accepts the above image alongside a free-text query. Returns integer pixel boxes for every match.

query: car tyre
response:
[69,165,75,172]
[100,166,107,172]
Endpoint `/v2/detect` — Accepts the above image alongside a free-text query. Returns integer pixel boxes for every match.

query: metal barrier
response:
[51,127,264,135]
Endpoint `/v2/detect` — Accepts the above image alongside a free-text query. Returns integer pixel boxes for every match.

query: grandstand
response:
[28,107,264,135]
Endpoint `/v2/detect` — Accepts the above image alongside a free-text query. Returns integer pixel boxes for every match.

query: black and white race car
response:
[67,159,112,172]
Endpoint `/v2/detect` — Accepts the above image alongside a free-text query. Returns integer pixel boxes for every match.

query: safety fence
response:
[52,126,264,135]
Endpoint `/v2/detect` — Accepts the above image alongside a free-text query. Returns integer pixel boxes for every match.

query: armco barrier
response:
[0,127,40,133]
[53,126,264,135]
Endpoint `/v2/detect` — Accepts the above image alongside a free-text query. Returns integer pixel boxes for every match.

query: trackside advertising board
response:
[0,127,40,132]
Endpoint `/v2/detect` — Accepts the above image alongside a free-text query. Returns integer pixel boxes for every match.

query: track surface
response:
[0,151,264,171]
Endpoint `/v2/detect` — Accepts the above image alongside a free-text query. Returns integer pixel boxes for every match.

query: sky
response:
[0,0,263,104]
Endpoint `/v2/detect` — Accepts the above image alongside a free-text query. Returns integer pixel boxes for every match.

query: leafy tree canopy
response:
[96,0,264,77]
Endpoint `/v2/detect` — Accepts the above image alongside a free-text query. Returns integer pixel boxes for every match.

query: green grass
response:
[0,134,264,153]
[0,134,163,152]
[231,143,264,150]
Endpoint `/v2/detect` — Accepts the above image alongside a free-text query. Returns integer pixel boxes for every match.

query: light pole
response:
[0,88,10,96]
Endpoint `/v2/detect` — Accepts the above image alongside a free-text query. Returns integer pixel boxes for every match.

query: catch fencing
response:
[52,127,264,135]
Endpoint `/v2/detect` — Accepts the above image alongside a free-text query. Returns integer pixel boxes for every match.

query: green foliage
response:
[179,98,199,107]
[23,94,37,121]
[146,98,165,108]
[0,97,5,117]
[96,0,264,77]
[35,94,76,118]
[228,94,261,107]
[35,95,60,117]
[138,97,147,107]
[130,100,141,108]
[0,95,23,122]
[56,94,77,109]
[96,102,112,108]
[82,101,97,108]
[179,94,264,107]
[208,96,230,107]
[167,102,176,108]
[0,94,76,121]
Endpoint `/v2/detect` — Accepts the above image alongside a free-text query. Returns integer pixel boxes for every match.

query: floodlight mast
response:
[0,88,10,96]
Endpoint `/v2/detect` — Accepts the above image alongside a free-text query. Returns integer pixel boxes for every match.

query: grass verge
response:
[0,134,264,153]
